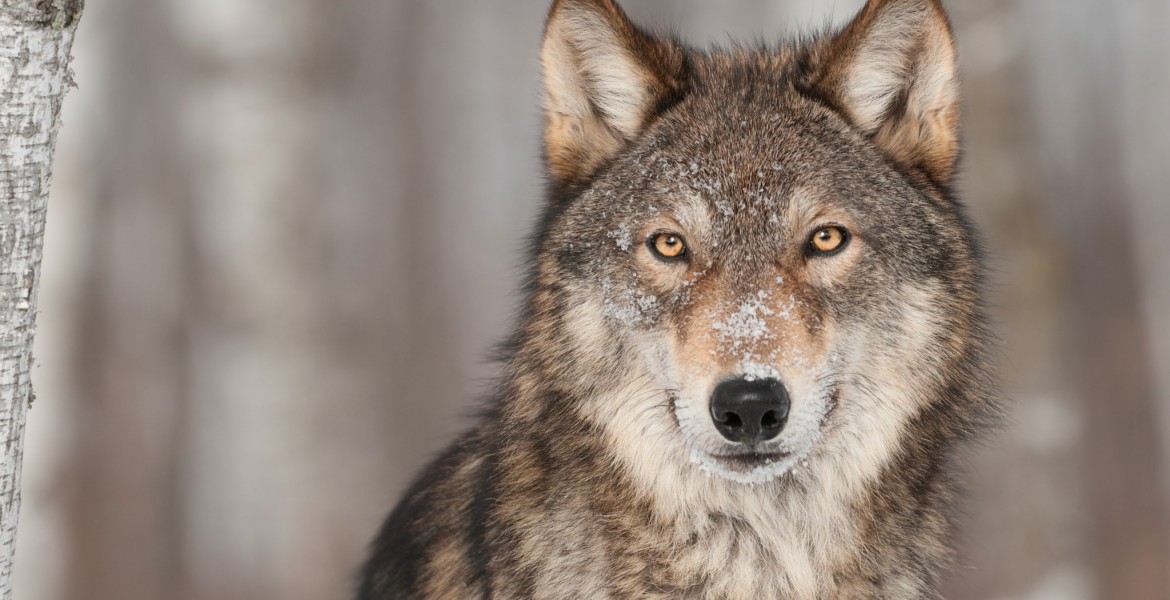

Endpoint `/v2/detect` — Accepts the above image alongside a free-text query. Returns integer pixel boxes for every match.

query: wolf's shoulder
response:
[356,427,496,599]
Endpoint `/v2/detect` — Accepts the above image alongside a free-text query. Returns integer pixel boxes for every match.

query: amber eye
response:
[808,226,850,256]
[648,232,687,261]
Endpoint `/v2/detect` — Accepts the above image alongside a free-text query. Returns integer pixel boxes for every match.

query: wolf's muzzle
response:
[710,378,790,444]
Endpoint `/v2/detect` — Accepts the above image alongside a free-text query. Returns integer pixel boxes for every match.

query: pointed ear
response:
[541,0,688,188]
[812,0,960,185]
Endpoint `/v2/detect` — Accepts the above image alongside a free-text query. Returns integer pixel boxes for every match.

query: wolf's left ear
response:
[541,0,688,189]
[812,0,960,186]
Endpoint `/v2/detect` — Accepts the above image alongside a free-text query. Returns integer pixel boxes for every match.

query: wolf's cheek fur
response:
[818,282,952,491]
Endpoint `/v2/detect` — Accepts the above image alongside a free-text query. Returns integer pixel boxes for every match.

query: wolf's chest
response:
[657,521,825,599]
[526,500,831,599]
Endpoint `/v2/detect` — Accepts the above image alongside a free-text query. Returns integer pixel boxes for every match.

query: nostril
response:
[719,411,744,429]
[760,410,781,430]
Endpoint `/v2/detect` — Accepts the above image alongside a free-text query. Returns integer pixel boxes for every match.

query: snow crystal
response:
[740,361,781,382]
[710,292,775,353]
[607,225,633,251]
[600,278,659,327]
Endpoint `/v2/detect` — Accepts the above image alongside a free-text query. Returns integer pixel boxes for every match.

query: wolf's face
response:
[534,0,980,486]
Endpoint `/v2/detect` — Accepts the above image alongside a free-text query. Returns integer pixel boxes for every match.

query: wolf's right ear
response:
[541,0,688,189]
[811,0,961,186]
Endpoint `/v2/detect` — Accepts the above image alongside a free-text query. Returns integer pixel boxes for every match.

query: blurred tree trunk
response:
[61,2,193,598]
[1024,0,1170,597]
[0,2,82,598]
[60,1,462,598]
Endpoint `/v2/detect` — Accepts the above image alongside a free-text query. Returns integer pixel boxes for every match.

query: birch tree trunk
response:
[0,1,83,597]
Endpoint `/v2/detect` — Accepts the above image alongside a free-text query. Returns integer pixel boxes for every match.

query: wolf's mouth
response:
[709,451,792,470]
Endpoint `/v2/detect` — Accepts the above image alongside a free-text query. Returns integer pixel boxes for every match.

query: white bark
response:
[0,1,82,597]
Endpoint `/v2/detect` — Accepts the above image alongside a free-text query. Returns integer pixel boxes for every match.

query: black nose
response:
[710,378,790,444]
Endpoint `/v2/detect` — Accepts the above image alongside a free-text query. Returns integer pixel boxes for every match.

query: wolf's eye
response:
[808,226,850,256]
[649,232,687,261]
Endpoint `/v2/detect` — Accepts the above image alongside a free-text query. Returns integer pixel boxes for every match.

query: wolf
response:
[358,0,996,597]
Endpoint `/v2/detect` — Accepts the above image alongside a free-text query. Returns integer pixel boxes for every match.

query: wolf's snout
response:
[710,378,790,444]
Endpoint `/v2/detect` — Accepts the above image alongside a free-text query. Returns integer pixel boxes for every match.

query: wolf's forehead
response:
[596,78,859,234]
[646,113,859,222]
[651,101,843,185]
[632,140,826,229]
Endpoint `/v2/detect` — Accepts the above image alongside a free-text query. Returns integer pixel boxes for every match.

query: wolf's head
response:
[519,0,988,491]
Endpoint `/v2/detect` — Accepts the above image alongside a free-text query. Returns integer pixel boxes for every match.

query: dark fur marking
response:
[466,435,498,599]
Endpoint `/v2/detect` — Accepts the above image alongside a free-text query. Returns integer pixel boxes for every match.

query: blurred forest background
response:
[10,0,1170,598]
